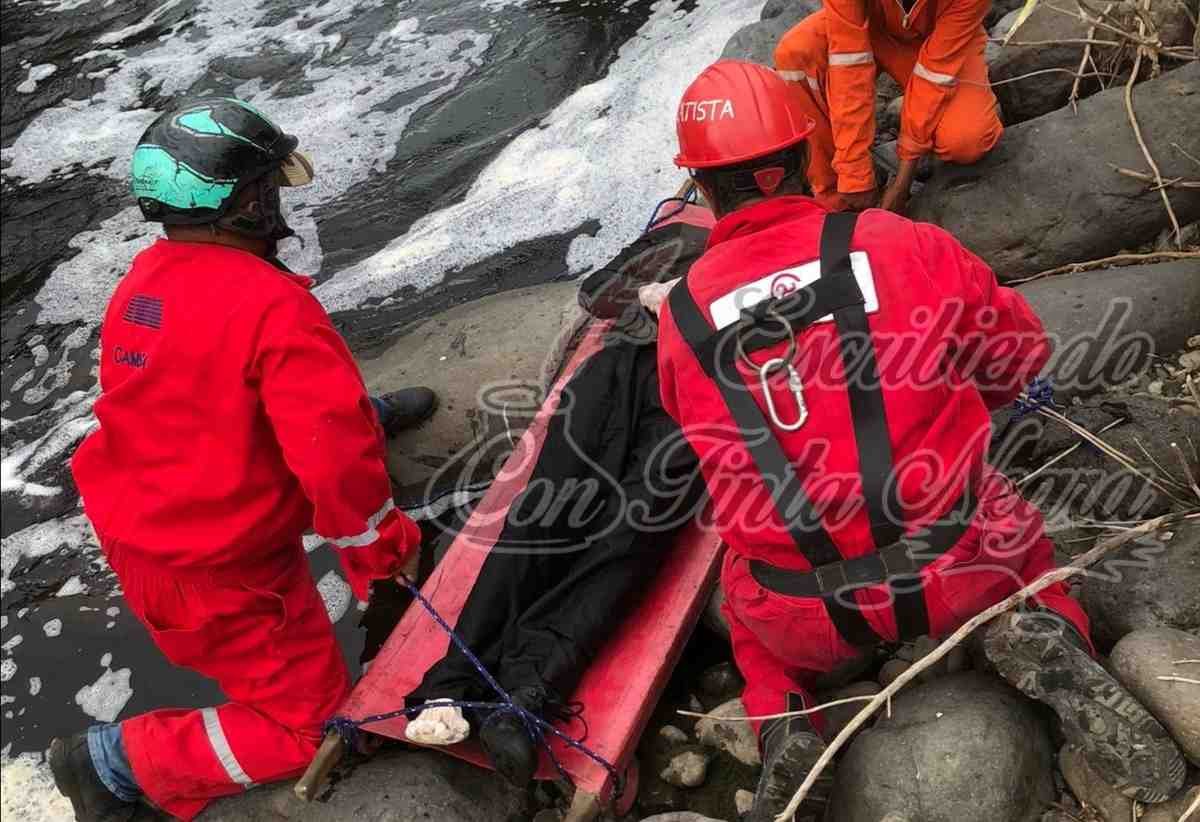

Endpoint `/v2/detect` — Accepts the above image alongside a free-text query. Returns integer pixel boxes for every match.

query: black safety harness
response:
[668,211,978,646]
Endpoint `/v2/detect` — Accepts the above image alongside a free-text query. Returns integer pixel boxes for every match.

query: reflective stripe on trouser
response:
[775,9,1002,207]
[113,546,351,820]
[721,472,1091,740]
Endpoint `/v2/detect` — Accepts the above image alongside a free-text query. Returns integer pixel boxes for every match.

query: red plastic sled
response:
[337,204,722,819]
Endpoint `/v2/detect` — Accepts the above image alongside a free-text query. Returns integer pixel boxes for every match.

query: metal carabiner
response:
[759,357,808,431]
[736,306,797,373]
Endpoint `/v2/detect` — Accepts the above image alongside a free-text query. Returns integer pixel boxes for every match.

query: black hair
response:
[692,143,811,216]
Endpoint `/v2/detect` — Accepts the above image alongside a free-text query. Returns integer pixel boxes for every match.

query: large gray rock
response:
[993,394,1200,522]
[828,672,1055,822]
[694,698,761,768]
[1019,261,1200,399]
[1059,744,1135,822]
[1111,627,1200,765]
[358,281,580,503]
[988,2,1194,125]
[1081,520,1200,650]
[910,62,1200,282]
[200,749,523,821]
[721,0,819,65]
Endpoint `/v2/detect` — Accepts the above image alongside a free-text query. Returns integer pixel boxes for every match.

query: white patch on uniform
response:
[708,252,880,330]
[75,664,133,722]
[42,620,62,639]
[316,571,352,624]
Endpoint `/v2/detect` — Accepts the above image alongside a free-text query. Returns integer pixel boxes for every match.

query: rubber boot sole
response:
[984,611,1186,803]
[750,731,829,822]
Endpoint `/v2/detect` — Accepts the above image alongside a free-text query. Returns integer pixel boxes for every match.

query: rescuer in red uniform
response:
[51,98,437,821]
[654,61,1184,821]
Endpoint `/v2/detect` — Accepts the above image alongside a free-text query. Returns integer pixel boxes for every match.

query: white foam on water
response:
[29,677,42,696]
[42,620,63,638]
[1,389,98,500]
[0,660,15,683]
[56,576,88,597]
[316,570,352,623]
[100,652,112,667]
[315,0,762,311]
[16,64,58,94]
[32,209,158,328]
[0,753,74,822]
[105,606,120,617]
[97,0,188,46]
[5,0,492,295]
[0,514,98,597]
[2,635,23,653]
[75,664,133,722]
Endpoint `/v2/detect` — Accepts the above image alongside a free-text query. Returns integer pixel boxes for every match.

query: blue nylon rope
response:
[1013,376,1055,419]
[325,573,624,802]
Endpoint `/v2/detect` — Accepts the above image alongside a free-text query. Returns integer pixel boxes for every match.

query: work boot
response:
[373,387,438,437]
[984,609,1186,802]
[749,712,830,822]
[49,734,138,822]
[478,686,551,788]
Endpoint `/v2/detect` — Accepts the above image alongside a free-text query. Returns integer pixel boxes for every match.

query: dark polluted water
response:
[0,0,762,812]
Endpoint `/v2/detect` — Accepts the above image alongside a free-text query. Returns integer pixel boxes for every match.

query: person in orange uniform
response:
[775,0,1003,212]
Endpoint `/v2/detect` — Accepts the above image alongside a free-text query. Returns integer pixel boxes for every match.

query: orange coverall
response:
[775,0,1003,207]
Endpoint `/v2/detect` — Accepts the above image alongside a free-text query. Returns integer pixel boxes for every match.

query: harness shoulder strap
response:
[819,212,904,550]
[668,280,843,568]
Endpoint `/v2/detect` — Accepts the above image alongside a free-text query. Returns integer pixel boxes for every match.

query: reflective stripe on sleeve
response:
[913,61,956,85]
[328,498,396,549]
[777,68,821,93]
[202,708,254,788]
[829,51,874,67]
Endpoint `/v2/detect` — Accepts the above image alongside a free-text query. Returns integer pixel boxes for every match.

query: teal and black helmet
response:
[130,98,313,238]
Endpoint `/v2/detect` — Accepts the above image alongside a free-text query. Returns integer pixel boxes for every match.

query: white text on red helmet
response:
[678,99,735,123]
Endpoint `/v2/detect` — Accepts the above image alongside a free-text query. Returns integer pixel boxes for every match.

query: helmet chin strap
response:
[216,174,295,242]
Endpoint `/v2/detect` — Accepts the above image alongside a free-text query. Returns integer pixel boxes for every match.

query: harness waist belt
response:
[748,485,978,599]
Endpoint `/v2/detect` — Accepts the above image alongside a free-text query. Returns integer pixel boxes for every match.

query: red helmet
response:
[674,60,815,169]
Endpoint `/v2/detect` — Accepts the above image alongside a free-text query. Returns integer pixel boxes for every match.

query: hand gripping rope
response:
[323,573,624,804]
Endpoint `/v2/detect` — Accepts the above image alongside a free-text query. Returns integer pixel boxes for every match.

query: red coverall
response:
[657,196,1089,736]
[72,239,421,819]
[775,0,1002,208]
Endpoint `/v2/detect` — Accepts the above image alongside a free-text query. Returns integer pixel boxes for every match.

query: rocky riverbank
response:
[2,0,1197,818]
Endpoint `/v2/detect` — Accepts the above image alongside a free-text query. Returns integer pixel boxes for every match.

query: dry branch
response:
[774,515,1185,821]
[1008,251,1200,284]
[1123,0,1184,248]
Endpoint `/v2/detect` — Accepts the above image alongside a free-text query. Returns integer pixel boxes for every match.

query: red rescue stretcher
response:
[296,200,724,821]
